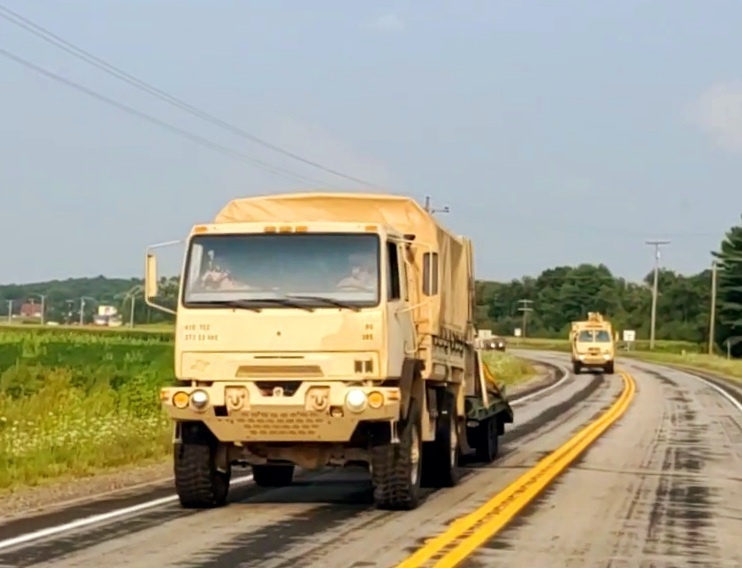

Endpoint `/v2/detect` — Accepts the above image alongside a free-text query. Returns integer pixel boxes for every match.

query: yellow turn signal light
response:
[368,391,384,409]
[173,391,190,409]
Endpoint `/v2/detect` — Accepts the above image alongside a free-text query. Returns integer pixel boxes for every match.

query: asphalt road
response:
[0,352,739,568]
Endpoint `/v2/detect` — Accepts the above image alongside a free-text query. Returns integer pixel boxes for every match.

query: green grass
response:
[482,351,536,387]
[0,327,174,492]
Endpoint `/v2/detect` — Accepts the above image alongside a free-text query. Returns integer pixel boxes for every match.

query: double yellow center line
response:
[396,371,636,568]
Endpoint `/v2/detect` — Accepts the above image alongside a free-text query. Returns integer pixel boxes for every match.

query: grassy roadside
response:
[482,351,537,387]
[0,328,174,493]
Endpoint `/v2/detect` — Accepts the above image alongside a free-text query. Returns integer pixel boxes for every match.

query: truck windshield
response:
[182,232,380,308]
[577,331,594,342]
[595,330,611,342]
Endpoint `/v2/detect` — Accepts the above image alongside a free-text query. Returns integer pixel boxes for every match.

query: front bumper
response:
[160,381,401,443]
[575,354,613,367]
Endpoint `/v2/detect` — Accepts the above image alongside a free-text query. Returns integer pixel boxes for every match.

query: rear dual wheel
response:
[422,393,461,488]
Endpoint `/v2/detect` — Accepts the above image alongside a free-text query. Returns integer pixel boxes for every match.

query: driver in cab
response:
[336,252,376,290]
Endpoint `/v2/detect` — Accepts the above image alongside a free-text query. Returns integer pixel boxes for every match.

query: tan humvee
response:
[145,192,513,510]
[569,312,616,374]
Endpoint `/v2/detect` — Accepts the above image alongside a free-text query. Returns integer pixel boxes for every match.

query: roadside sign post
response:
[622,329,636,351]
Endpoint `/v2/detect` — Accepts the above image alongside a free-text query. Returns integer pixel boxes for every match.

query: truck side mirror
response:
[145,254,159,299]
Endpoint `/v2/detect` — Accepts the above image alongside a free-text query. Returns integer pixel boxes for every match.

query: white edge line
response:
[627,359,742,414]
[511,364,571,406]
[687,373,742,413]
[0,474,254,551]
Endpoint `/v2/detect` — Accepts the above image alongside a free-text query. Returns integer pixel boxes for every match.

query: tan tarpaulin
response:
[214,192,474,337]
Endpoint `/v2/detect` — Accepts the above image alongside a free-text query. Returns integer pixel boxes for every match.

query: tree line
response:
[2,214,741,355]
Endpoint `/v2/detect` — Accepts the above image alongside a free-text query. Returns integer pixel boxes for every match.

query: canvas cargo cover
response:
[214,192,474,337]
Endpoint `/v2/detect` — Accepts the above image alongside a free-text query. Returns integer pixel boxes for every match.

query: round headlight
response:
[345,388,367,412]
[190,389,209,410]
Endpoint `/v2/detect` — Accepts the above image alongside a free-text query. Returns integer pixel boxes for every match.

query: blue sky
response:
[1,0,741,284]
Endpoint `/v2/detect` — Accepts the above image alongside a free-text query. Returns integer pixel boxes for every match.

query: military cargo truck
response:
[145,192,513,511]
[569,312,615,374]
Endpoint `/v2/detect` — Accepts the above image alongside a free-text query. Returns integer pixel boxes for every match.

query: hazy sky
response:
[2,0,741,285]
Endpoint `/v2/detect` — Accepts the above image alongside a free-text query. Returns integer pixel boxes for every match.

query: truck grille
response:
[240,410,326,437]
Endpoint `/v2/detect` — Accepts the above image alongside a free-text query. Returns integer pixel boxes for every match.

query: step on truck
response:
[569,312,616,375]
[145,192,514,511]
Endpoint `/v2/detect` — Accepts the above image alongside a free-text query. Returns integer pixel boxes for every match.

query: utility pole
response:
[645,239,670,350]
[517,299,534,338]
[6,299,12,324]
[424,195,450,215]
[709,260,718,355]
[79,297,86,326]
[129,294,136,328]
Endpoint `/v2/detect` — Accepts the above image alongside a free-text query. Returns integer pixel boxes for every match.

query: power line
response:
[0,44,345,188]
[0,3,378,188]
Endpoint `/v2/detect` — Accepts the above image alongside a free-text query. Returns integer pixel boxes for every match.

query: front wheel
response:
[604,361,615,375]
[174,442,231,508]
[572,361,581,374]
[371,401,423,510]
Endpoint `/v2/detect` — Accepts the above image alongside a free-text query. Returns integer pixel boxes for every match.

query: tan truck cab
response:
[569,312,615,375]
[145,192,513,511]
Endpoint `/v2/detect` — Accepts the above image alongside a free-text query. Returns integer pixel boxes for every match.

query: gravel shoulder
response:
[0,460,173,521]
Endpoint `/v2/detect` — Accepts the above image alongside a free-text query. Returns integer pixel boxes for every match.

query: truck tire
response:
[474,416,500,462]
[604,361,615,375]
[371,401,423,510]
[572,361,581,374]
[422,393,461,488]
[252,464,295,487]
[174,442,231,508]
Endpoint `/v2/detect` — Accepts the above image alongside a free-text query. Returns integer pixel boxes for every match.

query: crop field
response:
[0,327,174,491]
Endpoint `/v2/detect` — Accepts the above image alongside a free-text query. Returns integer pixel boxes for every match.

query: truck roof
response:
[213,191,463,244]
[213,191,474,337]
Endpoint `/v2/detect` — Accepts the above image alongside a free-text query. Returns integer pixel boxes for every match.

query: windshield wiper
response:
[286,294,360,312]
[224,300,263,312]
[235,297,315,312]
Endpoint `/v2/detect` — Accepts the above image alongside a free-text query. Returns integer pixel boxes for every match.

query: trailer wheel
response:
[604,361,615,375]
[371,401,423,510]
[422,394,461,488]
[474,416,500,463]
[174,442,231,508]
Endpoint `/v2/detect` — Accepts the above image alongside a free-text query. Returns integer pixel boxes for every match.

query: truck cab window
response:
[386,241,401,301]
[423,252,439,296]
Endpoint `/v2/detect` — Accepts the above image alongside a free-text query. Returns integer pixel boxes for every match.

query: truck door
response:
[386,241,416,369]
